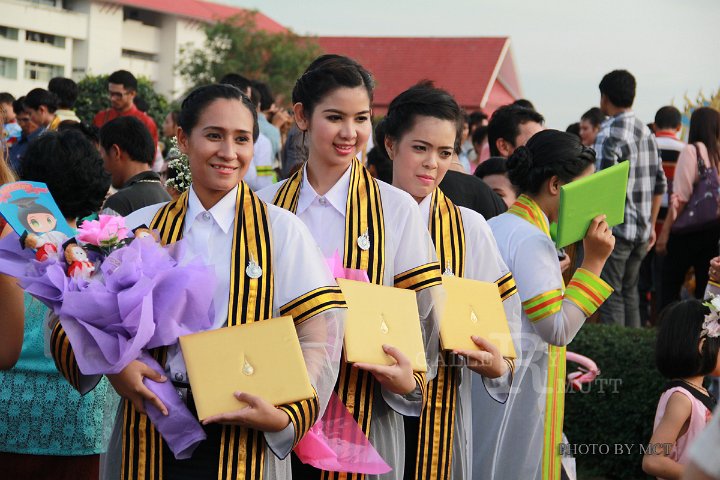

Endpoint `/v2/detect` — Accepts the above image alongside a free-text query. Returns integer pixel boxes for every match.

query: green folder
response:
[551,161,630,248]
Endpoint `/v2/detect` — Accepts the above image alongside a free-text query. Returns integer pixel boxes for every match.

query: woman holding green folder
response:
[487,130,616,480]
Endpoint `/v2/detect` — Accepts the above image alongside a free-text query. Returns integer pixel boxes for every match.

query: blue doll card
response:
[0,181,74,239]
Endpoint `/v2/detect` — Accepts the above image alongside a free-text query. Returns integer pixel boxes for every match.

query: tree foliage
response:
[75,74,170,128]
[176,11,322,103]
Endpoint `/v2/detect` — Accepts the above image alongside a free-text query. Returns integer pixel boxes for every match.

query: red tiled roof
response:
[316,36,515,114]
[110,0,287,32]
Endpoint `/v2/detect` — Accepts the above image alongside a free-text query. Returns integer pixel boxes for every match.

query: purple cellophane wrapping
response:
[0,233,216,458]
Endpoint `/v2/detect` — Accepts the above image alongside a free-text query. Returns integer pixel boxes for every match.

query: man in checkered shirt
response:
[593,69,667,328]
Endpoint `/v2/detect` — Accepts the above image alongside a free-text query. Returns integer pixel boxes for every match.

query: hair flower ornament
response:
[701,294,720,338]
[166,136,192,193]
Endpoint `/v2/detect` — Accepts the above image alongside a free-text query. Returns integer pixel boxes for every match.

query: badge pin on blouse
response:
[357,229,370,251]
[443,261,454,276]
[246,253,262,279]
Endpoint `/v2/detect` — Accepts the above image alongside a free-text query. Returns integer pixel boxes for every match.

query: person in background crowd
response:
[456,110,481,169]
[594,69,666,328]
[7,97,41,173]
[246,83,276,189]
[487,104,544,158]
[219,73,252,96]
[252,80,282,162]
[579,107,605,147]
[566,122,581,139]
[657,107,720,306]
[469,110,489,129]
[48,77,81,124]
[471,125,490,164]
[654,106,686,163]
[93,70,159,146]
[0,92,21,148]
[0,129,112,479]
[57,122,101,151]
[24,88,60,131]
[281,122,306,178]
[366,146,393,184]
[512,98,536,110]
[474,156,518,208]
[638,106,686,324]
[160,109,180,180]
[99,116,171,216]
[162,110,179,141]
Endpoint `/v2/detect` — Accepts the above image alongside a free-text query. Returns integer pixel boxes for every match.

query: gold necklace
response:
[681,378,708,394]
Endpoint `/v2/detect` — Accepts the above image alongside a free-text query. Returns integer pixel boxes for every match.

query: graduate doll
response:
[258,55,443,480]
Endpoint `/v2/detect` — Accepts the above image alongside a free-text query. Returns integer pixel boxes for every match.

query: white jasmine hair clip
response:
[701,294,720,338]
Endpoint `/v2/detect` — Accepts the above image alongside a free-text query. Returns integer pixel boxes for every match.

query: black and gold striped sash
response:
[121,183,273,480]
[412,188,465,480]
[274,158,385,480]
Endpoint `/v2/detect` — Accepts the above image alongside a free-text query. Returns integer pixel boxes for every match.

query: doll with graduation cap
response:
[13,197,68,261]
[63,239,95,280]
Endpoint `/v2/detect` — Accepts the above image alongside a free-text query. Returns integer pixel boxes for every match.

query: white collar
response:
[418,193,433,228]
[297,163,352,216]
[186,185,238,234]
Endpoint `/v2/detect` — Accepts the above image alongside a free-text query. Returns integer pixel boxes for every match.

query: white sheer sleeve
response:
[381,284,442,416]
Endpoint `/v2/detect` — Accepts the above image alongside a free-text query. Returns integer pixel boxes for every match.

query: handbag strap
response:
[694,143,715,175]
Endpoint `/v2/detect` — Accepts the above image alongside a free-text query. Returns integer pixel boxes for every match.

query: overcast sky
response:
[224,0,720,129]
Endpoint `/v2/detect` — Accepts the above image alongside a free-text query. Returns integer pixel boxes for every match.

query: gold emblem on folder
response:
[470,308,479,324]
[380,314,389,334]
[241,355,255,376]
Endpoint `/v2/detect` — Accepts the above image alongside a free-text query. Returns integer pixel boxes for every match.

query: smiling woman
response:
[176,85,259,209]
[49,83,347,480]
[257,55,444,480]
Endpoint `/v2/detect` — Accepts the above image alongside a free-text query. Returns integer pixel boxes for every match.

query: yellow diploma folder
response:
[439,275,517,359]
[337,278,428,372]
[178,316,314,421]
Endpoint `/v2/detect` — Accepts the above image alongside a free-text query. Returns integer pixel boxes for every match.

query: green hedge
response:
[564,324,665,479]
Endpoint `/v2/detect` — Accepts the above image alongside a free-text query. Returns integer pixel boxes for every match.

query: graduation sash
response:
[275,159,441,480]
[413,188,466,480]
[414,188,518,479]
[274,158,385,480]
[117,182,322,480]
[508,194,611,480]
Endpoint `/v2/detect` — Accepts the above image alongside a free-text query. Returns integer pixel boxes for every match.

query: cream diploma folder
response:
[439,275,517,358]
[178,316,314,421]
[337,278,428,372]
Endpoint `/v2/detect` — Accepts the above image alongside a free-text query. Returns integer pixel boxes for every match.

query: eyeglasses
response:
[108,91,129,99]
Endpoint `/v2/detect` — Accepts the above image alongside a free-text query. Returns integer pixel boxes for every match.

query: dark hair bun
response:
[504,129,596,195]
[507,145,533,190]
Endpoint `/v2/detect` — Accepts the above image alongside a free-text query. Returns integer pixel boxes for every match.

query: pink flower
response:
[77,215,129,248]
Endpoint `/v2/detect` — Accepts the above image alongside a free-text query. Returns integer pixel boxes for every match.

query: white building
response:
[0,0,285,98]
